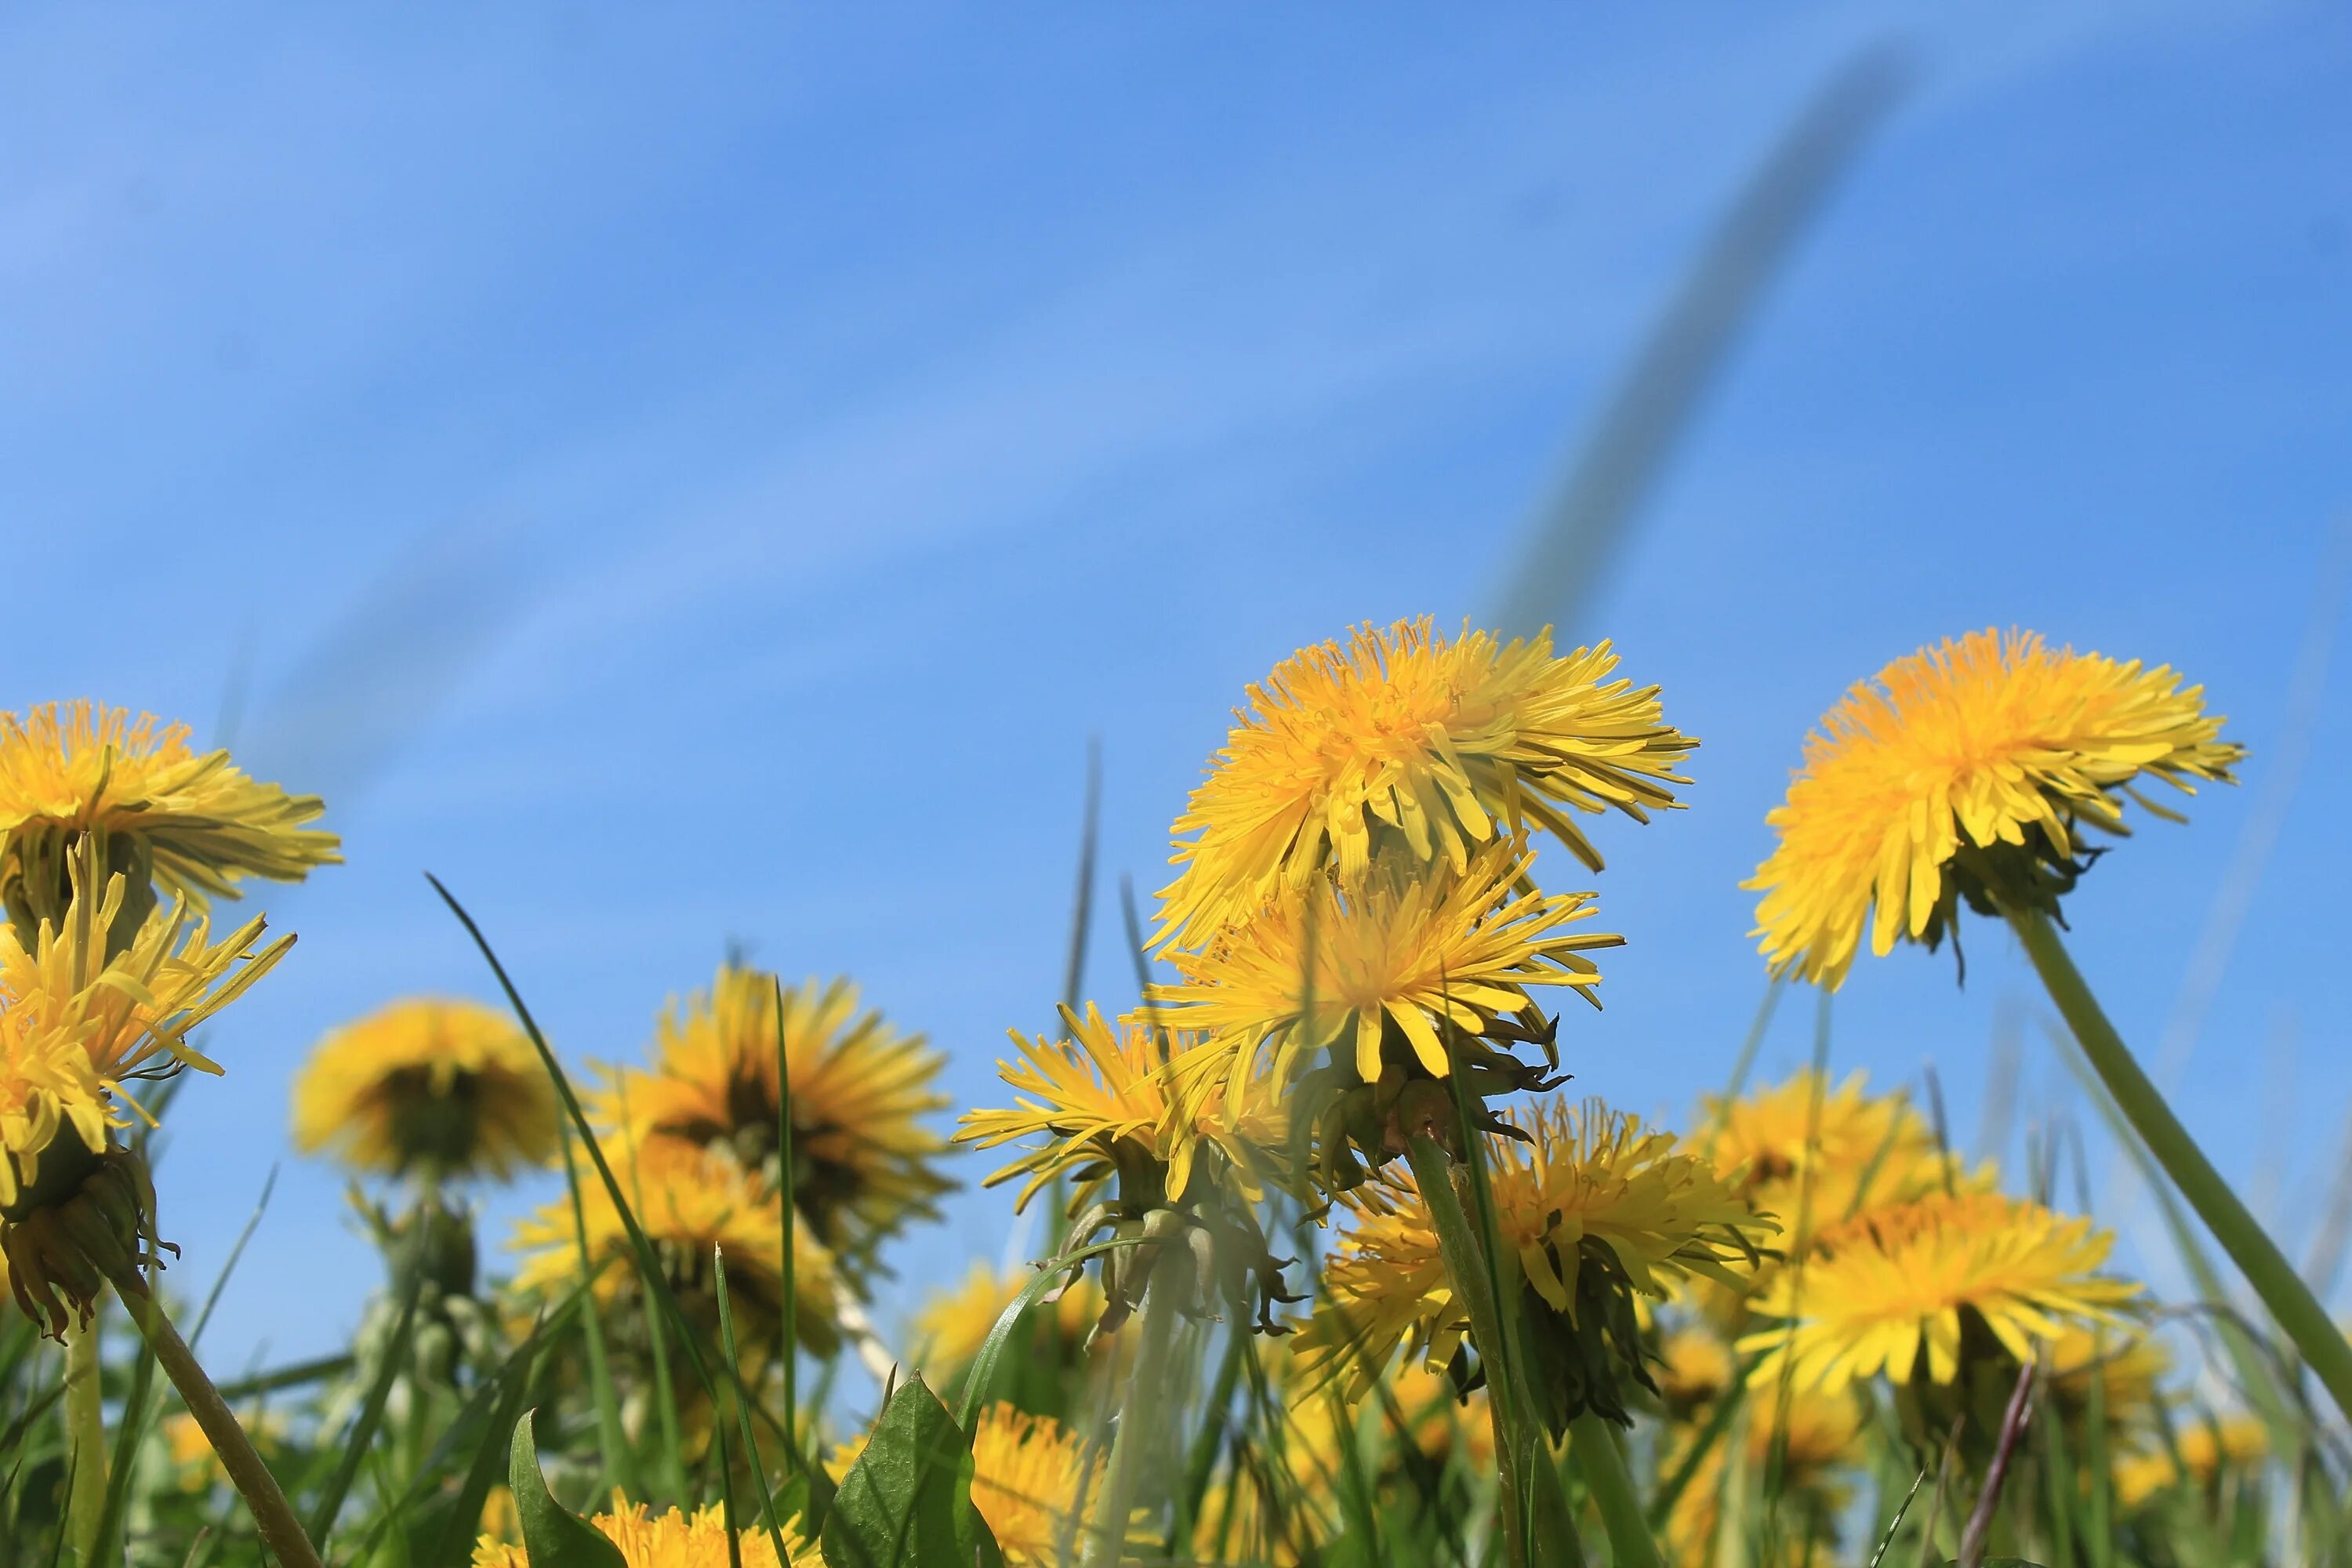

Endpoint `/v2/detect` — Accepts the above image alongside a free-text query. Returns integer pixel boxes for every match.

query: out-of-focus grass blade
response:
[425,1323,540,1568]
[1490,43,1911,639]
[557,1118,637,1499]
[238,519,536,818]
[307,1231,428,1546]
[1062,738,1101,1014]
[774,977,800,1476]
[213,1355,354,1404]
[954,1238,1142,1432]
[1169,1325,1245,1558]
[1648,1352,1759,1527]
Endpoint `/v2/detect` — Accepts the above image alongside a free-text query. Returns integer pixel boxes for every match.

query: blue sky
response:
[5,2,2347,1377]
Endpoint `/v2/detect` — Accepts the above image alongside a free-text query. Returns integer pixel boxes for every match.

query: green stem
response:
[1406,1135,1534,1568]
[103,1262,324,1568]
[1081,1250,1181,1568]
[63,1313,107,1562]
[1570,1410,1661,1568]
[2011,906,2352,1424]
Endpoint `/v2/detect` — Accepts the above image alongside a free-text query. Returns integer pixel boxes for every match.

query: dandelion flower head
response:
[471,1500,816,1567]
[1700,1069,1974,1244]
[589,964,953,1270]
[1,865,290,1211]
[2115,1414,2268,1508]
[508,1141,840,1357]
[1300,1098,1770,1427]
[1748,630,2240,987]
[957,1004,1282,1212]
[1740,1189,2138,1394]
[0,701,337,921]
[1152,842,1616,1093]
[292,998,558,1181]
[1156,618,1693,950]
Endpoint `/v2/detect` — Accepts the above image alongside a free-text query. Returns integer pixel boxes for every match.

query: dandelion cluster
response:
[7,622,2303,1568]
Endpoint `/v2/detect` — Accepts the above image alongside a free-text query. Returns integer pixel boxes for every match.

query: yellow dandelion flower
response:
[1152,842,1617,1091]
[1740,1190,2139,1394]
[1156,618,1695,951]
[0,701,337,928]
[910,1258,1101,1384]
[470,1500,817,1567]
[1664,1383,1865,1564]
[2045,1323,2169,1435]
[0,866,291,1212]
[2114,1414,2268,1508]
[956,1004,1280,1211]
[590,965,951,1272]
[967,1403,1150,1567]
[508,1142,840,1359]
[1701,1069,1972,1244]
[291,998,559,1181]
[1299,1098,1770,1429]
[1656,1327,1737,1410]
[1381,1357,1495,1470]
[1748,630,2241,988]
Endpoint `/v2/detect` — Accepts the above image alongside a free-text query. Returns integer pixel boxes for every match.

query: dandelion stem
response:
[102,1260,324,1568]
[2012,906,2352,1424]
[1406,1134,1533,1568]
[1570,1410,1661,1568]
[1081,1247,1181,1568]
[63,1313,107,1561]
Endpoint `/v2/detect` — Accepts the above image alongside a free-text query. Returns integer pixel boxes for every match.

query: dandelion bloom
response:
[1748,630,2241,987]
[956,1004,1283,1211]
[910,1258,1101,1386]
[1700,1069,1973,1244]
[1655,1327,1737,1410]
[1663,1383,1865,1564]
[1740,1190,2138,1393]
[589,965,953,1273]
[291,998,558,1181]
[2045,1322,2169,1435]
[966,1403,1151,1567]
[471,1501,817,1566]
[1152,844,1616,1092]
[1,867,291,1331]
[0,701,336,922]
[1299,1098,1769,1429]
[1156,618,1693,950]
[0,870,289,1212]
[2114,1414,2268,1508]
[507,1141,840,1359]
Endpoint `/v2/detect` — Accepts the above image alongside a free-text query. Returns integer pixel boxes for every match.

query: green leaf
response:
[509,1409,626,1568]
[821,1377,1001,1568]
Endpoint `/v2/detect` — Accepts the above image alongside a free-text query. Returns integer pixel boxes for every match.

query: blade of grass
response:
[307,1229,428,1546]
[715,1247,794,1566]
[774,978,800,1467]
[1490,43,1909,637]
[557,1117,637,1499]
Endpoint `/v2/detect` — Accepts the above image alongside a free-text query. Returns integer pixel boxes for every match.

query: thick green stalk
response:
[63,1315,107,1562]
[1406,1134,1531,1568]
[2011,906,2352,1423]
[104,1261,323,1568]
[1081,1250,1182,1568]
[1570,1410,1661,1568]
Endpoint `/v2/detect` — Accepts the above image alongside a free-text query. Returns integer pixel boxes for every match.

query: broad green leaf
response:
[821,1377,1001,1568]
[509,1409,626,1568]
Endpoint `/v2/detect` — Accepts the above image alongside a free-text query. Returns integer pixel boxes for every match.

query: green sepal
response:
[508,1409,626,1568]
